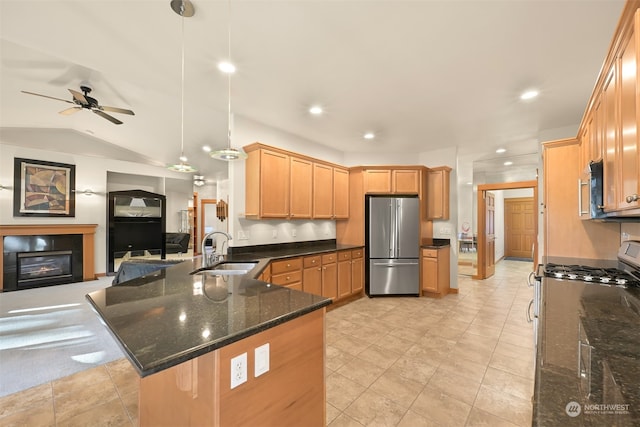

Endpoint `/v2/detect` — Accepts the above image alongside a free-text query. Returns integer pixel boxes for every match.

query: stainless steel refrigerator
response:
[366,195,420,296]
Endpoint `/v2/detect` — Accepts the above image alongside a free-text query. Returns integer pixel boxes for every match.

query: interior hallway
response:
[0,260,534,426]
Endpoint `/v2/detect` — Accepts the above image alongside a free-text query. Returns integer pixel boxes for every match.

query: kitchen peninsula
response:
[86,254,331,427]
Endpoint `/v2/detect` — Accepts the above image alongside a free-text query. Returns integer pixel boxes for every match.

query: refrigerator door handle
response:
[394,199,400,259]
[389,201,395,258]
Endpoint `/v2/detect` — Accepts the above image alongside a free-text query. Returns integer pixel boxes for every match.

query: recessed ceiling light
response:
[520,89,539,100]
[309,106,323,115]
[202,145,211,153]
[217,61,236,74]
[466,182,473,185]
[363,132,375,140]
[496,148,506,154]
[504,161,513,166]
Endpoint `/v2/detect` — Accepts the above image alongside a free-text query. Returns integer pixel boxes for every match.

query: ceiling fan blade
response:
[100,106,135,115]
[21,90,74,104]
[68,89,88,105]
[93,109,123,125]
[59,106,82,115]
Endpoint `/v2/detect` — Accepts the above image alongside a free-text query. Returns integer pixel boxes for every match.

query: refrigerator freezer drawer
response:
[368,258,420,296]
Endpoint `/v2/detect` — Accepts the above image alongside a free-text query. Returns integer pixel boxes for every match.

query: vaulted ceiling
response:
[0,0,626,183]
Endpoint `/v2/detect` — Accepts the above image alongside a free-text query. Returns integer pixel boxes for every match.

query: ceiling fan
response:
[21,85,135,125]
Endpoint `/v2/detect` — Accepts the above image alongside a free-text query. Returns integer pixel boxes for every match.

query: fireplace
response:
[17,250,73,289]
[0,224,96,291]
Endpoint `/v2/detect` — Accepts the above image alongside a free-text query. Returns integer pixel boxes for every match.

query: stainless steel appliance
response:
[366,195,420,296]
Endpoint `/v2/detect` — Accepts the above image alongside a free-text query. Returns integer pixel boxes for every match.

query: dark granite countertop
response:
[85,242,355,377]
[533,256,640,426]
[420,238,450,249]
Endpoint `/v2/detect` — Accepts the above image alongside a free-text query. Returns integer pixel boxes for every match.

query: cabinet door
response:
[321,254,337,300]
[260,149,290,218]
[337,251,352,299]
[364,169,391,193]
[351,250,364,294]
[333,167,349,219]
[312,163,333,219]
[426,168,450,219]
[602,65,618,211]
[618,24,640,210]
[421,256,438,293]
[393,170,420,194]
[290,156,313,219]
[303,255,322,296]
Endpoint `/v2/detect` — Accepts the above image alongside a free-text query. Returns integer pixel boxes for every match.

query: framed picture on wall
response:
[13,157,76,217]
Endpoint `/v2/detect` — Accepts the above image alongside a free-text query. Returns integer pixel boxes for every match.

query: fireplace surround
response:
[0,224,96,291]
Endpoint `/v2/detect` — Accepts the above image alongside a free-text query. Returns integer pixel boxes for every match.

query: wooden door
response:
[505,197,535,259]
[312,163,333,219]
[485,191,496,278]
[289,156,312,219]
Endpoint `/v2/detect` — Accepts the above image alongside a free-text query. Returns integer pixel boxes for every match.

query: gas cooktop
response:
[541,241,640,288]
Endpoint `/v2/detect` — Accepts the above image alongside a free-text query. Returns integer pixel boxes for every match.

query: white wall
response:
[0,143,192,275]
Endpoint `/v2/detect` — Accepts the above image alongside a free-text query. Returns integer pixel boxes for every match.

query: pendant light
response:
[210,0,247,161]
[168,0,198,173]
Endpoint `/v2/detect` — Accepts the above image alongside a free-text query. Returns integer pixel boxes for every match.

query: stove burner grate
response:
[543,263,640,287]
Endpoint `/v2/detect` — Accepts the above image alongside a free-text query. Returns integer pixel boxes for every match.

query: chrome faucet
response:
[201,231,233,267]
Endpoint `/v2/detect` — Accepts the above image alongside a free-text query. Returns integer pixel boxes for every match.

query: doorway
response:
[475,180,537,280]
[504,197,535,259]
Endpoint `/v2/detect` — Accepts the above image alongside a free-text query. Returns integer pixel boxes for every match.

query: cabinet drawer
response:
[338,251,351,261]
[303,255,322,268]
[271,257,302,274]
[351,248,363,259]
[422,249,438,258]
[271,270,302,286]
[322,252,337,264]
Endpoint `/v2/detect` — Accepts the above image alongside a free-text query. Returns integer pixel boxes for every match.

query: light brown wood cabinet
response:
[290,157,313,219]
[302,255,322,296]
[245,143,350,220]
[270,257,303,290]
[350,249,364,294]
[426,167,451,220]
[321,253,337,300]
[337,250,352,299]
[363,168,421,195]
[421,247,450,297]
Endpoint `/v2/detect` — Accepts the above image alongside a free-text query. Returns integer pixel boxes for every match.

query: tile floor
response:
[0,260,534,427]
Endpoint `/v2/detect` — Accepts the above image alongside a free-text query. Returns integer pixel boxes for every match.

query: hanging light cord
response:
[180,4,186,160]
[226,0,232,150]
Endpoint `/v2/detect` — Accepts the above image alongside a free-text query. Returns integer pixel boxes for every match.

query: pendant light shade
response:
[168,0,197,173]
[210,0,246,162]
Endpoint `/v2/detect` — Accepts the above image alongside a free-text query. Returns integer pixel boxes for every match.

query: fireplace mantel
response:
[0,224,97,290]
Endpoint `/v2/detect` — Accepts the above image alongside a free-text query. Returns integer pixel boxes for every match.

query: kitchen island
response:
[86,256,331,427]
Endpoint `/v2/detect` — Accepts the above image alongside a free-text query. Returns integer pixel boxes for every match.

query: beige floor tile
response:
[405,344,452,367]
[410,384,472,426]
[464,323,503,339]
[336,357,386,388]
[481,366,534,401]
[493,340,534,363]
[332,335,371,357]
[397,409,440,427]
[473,384,532,426]
[54,378,120,422]
[488,352,534,380]
[449,343,494,366]
[52,366,111,398]
[0,398,55,427]
[326,372,367,411]
[388,354,438,385]
[328,412,365,427]
[428,368,482,405]
[387,326,426,343]
[344,388,408,426]
[326,345,356,372]
[326,402,342,425]
[368,370,424,409]
[55,397,132,427]
[465,407,520,426]
[120,390,138,425]
[374,332,415,354]
[498,330,534,349]
[437,354,488,384]
[0,382,52,418]
[355,344,401,370]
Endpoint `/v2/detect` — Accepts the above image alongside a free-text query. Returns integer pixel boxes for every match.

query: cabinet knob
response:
[286,276,290,280]
[626,194,639,203]
[287,263,291,267]
[312,260,316,263]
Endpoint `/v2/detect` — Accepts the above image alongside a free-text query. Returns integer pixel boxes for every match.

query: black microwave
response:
[580,160,606,219]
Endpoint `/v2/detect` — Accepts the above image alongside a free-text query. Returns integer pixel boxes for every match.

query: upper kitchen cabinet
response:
[244,143,350,220]
[426,167,451,220]
[362,167,422,195]
[245,145,290,219]
[313,163,349,219]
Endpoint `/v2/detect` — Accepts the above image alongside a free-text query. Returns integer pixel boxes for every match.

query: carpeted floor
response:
[0,276,125,397]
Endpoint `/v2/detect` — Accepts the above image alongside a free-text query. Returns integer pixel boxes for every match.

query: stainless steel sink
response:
[192,261,258,275]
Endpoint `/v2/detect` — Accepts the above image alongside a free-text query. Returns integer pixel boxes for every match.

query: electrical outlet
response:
[230,353,247,389]
[238,230,248,240]
[292,229,297,238]
[254,343,270,377]
[440,226,452,236]
[272,230,278,239]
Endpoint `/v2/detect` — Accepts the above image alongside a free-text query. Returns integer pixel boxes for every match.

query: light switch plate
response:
[254,343,270,377]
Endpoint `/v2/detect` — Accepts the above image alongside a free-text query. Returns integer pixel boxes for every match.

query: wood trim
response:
[200,198,218,251]
[0,224,97,289]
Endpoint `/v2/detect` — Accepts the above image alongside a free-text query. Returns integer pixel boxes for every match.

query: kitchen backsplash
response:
[622,222,640,242]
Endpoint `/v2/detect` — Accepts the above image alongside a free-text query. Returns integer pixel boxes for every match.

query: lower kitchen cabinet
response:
[337,250,352,299]
[321,253,338,300]
[421,247,450,297]
[351,249,364,294]
[270,257,303,290]
[302,255,322,296]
